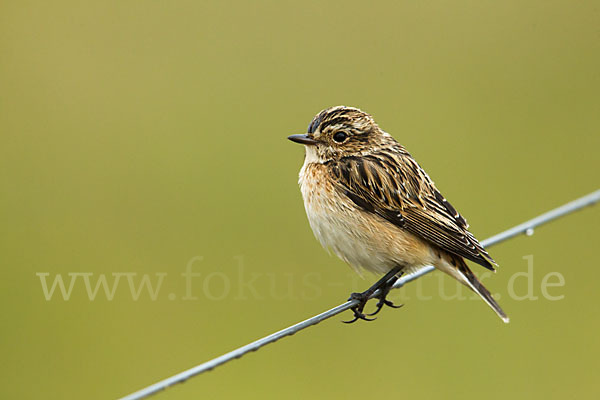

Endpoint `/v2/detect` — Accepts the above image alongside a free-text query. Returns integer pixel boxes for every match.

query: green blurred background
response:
[1,0,599,399]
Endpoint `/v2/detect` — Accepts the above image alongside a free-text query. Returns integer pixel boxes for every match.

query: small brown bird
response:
[288,106,508,323]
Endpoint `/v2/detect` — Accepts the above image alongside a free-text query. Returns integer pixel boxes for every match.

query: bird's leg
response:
[343,266,403,323]
[367,271,404,316]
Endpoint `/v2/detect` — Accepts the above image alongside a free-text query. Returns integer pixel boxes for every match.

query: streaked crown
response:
[299,106,396,163]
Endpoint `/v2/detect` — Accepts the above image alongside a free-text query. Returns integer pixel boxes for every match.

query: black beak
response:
[287,134,318,145]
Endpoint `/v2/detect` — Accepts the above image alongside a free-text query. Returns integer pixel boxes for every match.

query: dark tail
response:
[457,259,509,323]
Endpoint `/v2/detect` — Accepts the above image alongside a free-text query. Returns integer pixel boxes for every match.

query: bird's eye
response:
[332,131,348,143]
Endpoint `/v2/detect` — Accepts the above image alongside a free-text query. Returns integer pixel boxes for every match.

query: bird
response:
[288,105,508,323]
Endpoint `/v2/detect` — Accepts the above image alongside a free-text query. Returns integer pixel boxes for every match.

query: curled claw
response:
[367,300,403,316]
[342,308,376,324]
[385,300,404,309]
[342,315,376,324]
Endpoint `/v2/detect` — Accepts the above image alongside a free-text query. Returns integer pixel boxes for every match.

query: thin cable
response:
[120,189,600,400]
[395,189,600,288]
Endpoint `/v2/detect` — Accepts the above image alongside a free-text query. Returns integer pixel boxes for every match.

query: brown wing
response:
[328,150,496,271]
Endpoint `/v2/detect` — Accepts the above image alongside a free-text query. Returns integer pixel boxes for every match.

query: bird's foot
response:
[342,291,377,323]
[367,293,403,316]
[342,268,404,323]
[369,271,403,316]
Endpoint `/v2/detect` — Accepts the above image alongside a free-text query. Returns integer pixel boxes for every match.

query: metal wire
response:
[120,189,600,400]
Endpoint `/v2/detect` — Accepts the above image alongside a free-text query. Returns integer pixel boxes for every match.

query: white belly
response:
[299,160,435,275]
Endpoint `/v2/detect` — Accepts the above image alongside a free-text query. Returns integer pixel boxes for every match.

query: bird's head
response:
[288,106,392,163]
